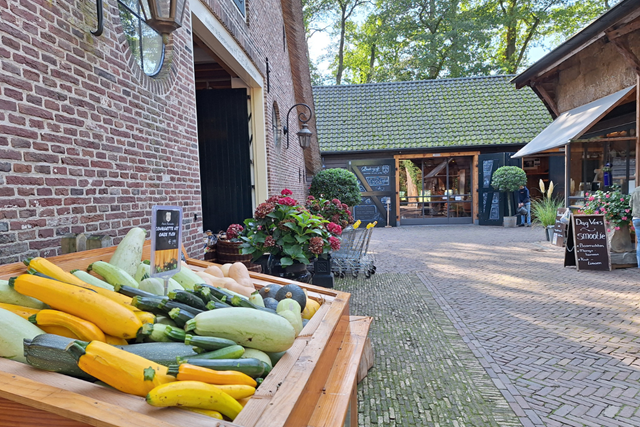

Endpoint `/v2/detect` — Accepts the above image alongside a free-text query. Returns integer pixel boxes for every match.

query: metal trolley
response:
[332,221,377,278]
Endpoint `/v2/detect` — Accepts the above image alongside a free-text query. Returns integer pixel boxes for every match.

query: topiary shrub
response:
[491,166,527,217]
[491,166,527,192]
[309,168,361,207]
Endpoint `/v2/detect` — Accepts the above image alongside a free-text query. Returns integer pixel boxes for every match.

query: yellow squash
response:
[26,258,137,311]
[302,298,320,320]
[181,407,223,419]
[12,275,142,339]
[104,335,129,345]
[134,311,156,325]
[40,325,80,339]
[68,340,175,397]
[146,381,243,421]
[214,384,255,400]
[167,363,257,387]
[0,302,40,320]
[30,310,106,342]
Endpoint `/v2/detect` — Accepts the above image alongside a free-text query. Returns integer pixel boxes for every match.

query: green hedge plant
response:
[309,168,361,207]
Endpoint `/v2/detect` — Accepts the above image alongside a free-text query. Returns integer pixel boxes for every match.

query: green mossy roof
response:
[312,75,552,153]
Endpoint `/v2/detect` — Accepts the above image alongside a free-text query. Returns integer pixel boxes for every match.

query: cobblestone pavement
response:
[336,225,640,427]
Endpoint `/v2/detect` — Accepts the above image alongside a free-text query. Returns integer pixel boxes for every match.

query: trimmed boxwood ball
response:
[491,166,527,192]
[274,284,306,311]
[259,284,282,300]
[309,168,361,208]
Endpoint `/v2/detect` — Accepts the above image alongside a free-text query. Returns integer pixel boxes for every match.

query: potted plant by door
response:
[531,180,563,241]
[239,189,343,284]
[491,166,528,227]
[582,185,634,254]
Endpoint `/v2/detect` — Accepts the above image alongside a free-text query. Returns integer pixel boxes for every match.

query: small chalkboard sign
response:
[150,206,183,280]
[571,214,611,271]
[552,208,567,247]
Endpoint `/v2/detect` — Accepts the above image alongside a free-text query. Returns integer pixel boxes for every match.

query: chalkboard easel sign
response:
[150,206,183,287]
[567,214,611,271]
[552,207,567,247]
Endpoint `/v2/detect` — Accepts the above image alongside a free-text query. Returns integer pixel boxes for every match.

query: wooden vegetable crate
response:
[0,244,372,427]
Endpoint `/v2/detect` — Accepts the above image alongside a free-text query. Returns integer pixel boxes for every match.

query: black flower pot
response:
[266,255,312,283]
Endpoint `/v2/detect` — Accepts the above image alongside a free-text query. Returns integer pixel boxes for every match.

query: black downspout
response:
[92,0,103,37]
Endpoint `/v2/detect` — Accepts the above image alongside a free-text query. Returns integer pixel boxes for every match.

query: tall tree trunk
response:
[366,44,376,83]
[405,166,418,208]
[336,7,347,85]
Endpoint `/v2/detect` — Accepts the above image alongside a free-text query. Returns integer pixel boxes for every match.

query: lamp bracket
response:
[283,103,313,149]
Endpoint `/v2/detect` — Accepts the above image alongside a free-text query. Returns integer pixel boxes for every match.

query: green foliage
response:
[531,196,563,227]
[310,168,362,207]
[307,0,620,81]
[581,185,632,229]
[491,166,527,192]
[240,191,343,266]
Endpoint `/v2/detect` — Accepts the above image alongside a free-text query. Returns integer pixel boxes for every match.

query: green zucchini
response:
[87,261,139,289]
[134,261,151,283]
[116,342,199,367]
[116,285,159,299]
[171,264,205,290]
[184,335,237,351]
[168,307,195,328]
[241,348,272,368]
[193,285,213,303]
[205,300,231,310]
[23,334,95,379]
[185,307,295,353]
[108,227,146,277]
[131,296,167,314]
[139,323,172,342]
[155,315,177,326]
[175,358,268,378]
[168,290,207,311]
[164,325,187,342]
[70,270,114,291]
[158,299,204,315]
[175,345,244,363]
[0,279,45,309]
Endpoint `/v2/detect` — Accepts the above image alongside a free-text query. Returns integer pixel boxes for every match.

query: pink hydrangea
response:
[626,209,630,213]
[307,195,315,201]
[605,194,610,198]
[264,235,276,247]
[332,198,341,206]
[329,236,341,251]
[326,222,342,235]
[622,216,628,221]
[226,224,243,239]
[588,196,595,201]
[615,226,621,230]
[309,237,324,255]
[277,197,297,206]
[621,198,625,202]
[281,189,293,196]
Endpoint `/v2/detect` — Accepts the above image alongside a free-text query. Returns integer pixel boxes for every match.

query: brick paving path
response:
[336,225,640,426]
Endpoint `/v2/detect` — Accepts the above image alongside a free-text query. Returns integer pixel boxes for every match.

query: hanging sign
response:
[571,214,611,271]
[150,205,183,278]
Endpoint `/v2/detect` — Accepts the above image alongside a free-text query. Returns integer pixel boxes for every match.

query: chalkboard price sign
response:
[552,207,567,247]
[571,214,611,271]
[151,205,183,278]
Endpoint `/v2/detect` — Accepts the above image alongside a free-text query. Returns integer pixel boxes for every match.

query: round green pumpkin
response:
[274,284,306,311]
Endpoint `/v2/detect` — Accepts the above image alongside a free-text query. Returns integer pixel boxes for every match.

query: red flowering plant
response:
[581,185,631,232]
[305,195,354,228]
[240,189,343,267]
[223,223,244,242]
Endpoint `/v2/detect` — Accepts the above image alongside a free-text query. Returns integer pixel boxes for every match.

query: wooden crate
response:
[0,244,371,427]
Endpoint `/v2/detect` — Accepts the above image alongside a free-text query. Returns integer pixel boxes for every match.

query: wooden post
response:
[395,157,400,226]
[472,154,479,224]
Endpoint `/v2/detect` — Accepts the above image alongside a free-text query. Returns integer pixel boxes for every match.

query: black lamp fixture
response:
[137,0,187,43]
[283,103,314,149]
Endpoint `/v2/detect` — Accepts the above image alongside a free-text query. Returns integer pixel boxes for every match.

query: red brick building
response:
[0,0,320,264]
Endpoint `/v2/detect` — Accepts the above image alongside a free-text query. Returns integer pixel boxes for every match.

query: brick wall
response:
[0,0,203,264]
[198,0,317,203]
[0,0,316,265]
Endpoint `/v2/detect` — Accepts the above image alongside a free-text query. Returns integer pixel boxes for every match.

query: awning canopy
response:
[512,85,635,158]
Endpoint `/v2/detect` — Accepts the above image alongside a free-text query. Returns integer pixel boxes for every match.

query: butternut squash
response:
[203,265,224,278]
[228,262,254,289]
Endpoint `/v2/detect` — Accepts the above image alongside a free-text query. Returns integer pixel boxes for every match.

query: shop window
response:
[117,0,165,76]
[272,103,281,147]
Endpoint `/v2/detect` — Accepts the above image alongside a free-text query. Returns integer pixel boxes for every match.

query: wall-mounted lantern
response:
[283,103,314,149]
[137,0,188,42]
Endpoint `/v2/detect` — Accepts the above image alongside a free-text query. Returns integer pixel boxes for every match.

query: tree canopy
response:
[304,0,618,84]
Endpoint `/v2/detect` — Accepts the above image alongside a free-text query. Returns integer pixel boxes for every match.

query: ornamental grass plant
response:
[531,180,563,227]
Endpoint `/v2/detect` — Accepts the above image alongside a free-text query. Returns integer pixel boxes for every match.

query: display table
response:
[0,244,372,427]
